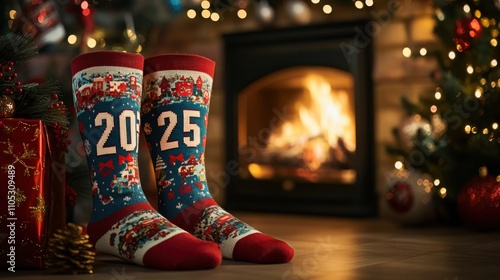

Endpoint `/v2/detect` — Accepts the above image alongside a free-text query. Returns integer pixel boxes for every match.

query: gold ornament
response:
[0,95,16,118]
[45,223,95,274]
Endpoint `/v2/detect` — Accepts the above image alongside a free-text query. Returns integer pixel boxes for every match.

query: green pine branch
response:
[0,33,38,64]
[14,79,69,128]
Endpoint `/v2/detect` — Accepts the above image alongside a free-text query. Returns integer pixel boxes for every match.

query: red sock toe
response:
[233,233,294,264]
[143,233,221,270]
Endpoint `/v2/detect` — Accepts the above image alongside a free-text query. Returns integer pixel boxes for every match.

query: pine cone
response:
[45,223,95,274]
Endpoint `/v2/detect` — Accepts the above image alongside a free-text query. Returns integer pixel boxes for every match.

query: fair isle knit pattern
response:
[72,51,221,270]
[94,210,183,265]
[193,206,258,256]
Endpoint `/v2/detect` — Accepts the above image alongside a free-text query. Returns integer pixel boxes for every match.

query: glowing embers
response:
[238,67,357,183]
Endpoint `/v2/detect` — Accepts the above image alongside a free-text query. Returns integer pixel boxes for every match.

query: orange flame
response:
[266,74,356,170]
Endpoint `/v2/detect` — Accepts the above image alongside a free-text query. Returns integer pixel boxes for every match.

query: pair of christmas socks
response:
[71,51,294,270]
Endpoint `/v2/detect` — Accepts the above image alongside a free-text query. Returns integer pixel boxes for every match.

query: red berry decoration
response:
[66,185,78,207]
[457,168,500,230]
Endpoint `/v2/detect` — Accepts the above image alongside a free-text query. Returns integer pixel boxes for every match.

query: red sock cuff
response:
[144,54,215,77]
[71,51,144,75]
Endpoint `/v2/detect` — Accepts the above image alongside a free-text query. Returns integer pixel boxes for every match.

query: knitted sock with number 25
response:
[71,51,221,270]
[141,54,294,263]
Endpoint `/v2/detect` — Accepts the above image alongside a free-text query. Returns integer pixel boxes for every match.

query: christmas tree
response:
[388,0,500,223]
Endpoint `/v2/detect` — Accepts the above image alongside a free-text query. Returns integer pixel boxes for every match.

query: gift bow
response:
[119,154,134,165]
[169,153,185,164]
[99,159,114,172]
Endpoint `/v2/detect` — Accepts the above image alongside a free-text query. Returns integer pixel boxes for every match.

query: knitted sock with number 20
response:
[141,54,294,263]
[71,51,221,270]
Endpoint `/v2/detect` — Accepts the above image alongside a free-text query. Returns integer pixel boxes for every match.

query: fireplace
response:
[223,22,375,216]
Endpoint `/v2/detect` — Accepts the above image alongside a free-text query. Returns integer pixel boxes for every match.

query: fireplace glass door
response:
[223,22,376,216]
[238,67,356,184]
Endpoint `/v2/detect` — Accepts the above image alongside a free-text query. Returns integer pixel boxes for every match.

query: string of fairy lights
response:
[7,0,498,207]
[185,0,375,22]
[402,3,499,69]
[433,3,499,140]
[6,0,377,52]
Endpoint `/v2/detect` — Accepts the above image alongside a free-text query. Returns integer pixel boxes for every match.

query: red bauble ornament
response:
[385,169,436,226]
[457,175,500,230]
[454,18,482,52]
[387,181,413,213]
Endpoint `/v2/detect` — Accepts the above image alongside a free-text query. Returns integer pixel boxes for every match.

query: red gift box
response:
[0,118,66,270]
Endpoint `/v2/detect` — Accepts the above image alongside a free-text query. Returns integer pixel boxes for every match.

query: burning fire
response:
[266,74,356,170]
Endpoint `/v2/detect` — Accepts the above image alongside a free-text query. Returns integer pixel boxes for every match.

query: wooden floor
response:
[2,212,500,279]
